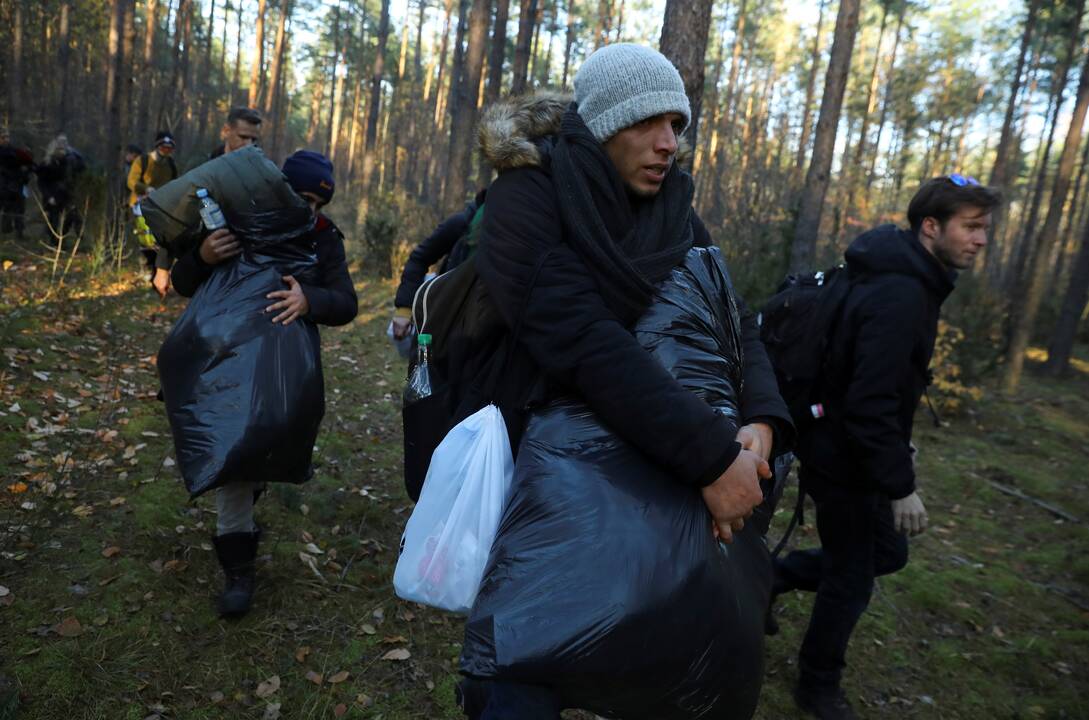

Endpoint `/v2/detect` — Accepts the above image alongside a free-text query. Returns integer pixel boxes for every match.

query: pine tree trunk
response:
[196,0,215,148]
[840,1,888,233]
[232,1,242,107]
[360,0,392,210]
[264,0,290,158]
[106,0,126,178]
[137,0,158,140]
[793,0,827,188]
[445,0,491,211]
[8,0,24,124]
[248,0,267,108]
[176,0,192,136]
[1045,218,1089,375]
[423,0,456,201]
[1004,34,1089,393]
[562,0,577,88]
[511,0,538,95]
[1006,63,1064,291]
[789,0,861,272]
[659,0,714,159]
[985,0,1041,277]
[57,1,73,131]
[863,4,904,197]
[486,0,510,103]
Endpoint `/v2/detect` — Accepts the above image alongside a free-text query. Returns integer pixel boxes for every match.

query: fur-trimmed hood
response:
[478,92,693,172]
[478,92,570,172]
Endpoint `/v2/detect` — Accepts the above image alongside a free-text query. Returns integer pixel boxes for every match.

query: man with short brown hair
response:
[775,175,1002,720]
[210,107,262,159]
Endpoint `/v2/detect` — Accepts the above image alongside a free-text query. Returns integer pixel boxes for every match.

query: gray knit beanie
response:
[573,43,691,144]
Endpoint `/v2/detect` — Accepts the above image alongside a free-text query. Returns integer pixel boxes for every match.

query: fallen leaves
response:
[72,504,94,518]
[328,670,350,684]
[6,482,28,494]
[295,645,311,663]
[255,675,281,699]
[381,648,411,662]
[53,616,83,637]
[305,670,324,685]
[102,546,122,558]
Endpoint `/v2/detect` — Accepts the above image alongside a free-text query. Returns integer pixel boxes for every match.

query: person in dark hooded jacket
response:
[457,43,793,719]
[170,150,357,619]
[390,188,486,342]
[774,175,1001,720]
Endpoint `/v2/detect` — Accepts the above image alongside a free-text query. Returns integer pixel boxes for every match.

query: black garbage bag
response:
[158,206,324,498]
[460,247,772,720]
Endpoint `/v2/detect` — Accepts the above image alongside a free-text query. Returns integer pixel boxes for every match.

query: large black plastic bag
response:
[461,247,772,720]
[158,206,324,498]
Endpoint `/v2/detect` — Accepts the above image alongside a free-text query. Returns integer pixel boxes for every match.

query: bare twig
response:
[987,480,1080,523]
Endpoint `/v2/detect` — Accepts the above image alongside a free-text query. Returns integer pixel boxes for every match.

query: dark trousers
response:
[0,191,24,237]
[458,679,562,720]
[776,485,908,691]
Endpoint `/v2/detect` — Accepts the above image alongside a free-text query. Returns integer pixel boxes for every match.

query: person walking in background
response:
[169,150,357,618]
[389,188,486,348]
[129,132,180,298]
[121,144,144,200]
[35,134,86,242]
[209,107,263,160]
[0,127,35,241]
[772,176,1002,720]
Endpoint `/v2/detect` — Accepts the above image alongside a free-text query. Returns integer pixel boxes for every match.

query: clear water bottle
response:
[195,187,227,231]
[403,333,433,404]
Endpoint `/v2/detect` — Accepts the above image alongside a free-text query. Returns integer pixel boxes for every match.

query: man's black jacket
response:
[476,146,792,489]
[798,224,955,500]
[171,214,358,327]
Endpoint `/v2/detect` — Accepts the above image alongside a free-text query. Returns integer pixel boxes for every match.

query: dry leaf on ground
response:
[328,670,349,684]
[381,648,411,662]
[255,674,281,698]
[54,616,83,637]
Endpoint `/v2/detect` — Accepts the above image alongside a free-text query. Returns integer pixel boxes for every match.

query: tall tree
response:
[361,0,392,207]
[248,0,268,108]
[137,0,158,142]
[986,0,1041,264]
[659,0,714,156]
[445,0,491,210]
[479,0,511,185]
[7,0,24,124]
[841,0,890,232]
[562,0,577,88]
[1004,38,1089,393]
[1046,217,1089,375]
[511,0,538,95]
[863,2,905,196]
[196,0,216,148]
[789,0,861,272]
[56,1,73,131]
[265,0,291,159]
[105,0,127,178]
[793,0,828,187]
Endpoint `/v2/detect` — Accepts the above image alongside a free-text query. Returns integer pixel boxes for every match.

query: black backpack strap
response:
[770,480,805,559]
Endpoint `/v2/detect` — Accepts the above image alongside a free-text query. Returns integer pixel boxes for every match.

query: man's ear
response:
[920,216,941,241]
[220,124,230,140]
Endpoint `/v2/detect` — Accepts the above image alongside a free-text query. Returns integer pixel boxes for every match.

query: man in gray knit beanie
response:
[457,42,791,720]
[574,42,691,145]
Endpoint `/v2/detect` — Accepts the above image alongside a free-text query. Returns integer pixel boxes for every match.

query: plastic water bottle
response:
[403,333,433,404]
[196,188,227,231]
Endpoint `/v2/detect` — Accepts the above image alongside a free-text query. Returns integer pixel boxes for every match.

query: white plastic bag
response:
[394,404,513,613]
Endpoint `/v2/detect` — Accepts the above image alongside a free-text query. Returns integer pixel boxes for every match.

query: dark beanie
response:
[282,150,335,205]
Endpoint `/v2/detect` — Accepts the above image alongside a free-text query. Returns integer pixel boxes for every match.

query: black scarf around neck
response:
[550,104,695,326]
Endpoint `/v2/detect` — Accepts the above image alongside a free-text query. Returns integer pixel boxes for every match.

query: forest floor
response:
[0,243,1087,720]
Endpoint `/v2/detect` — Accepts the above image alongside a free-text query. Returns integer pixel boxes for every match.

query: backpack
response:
[758,264,853,430]
[401,247,546,501]
[139,152,179,183]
